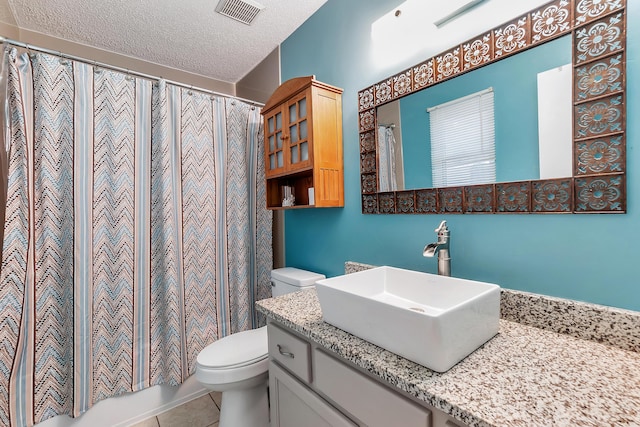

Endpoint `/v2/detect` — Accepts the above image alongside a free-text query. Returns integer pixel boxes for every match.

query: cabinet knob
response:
[277,344,295,358]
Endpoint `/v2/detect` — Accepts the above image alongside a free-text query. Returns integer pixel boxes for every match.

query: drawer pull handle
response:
[277,344,295,358]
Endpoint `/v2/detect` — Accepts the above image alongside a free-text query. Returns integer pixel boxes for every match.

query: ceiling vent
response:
[216,0,264,25]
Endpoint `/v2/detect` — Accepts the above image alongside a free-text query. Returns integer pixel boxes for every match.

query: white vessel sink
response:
[314,266,500,372]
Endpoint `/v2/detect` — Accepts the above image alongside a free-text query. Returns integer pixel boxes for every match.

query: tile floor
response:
[131,392,222,427]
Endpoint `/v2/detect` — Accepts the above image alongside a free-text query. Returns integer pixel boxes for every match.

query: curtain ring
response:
[59,52,70,66]
[188,86,193,96]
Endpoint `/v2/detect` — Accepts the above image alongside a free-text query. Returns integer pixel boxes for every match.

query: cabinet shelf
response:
[262,76,344,209]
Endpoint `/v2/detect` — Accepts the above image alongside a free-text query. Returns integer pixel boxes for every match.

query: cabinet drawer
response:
[314,349,432,427]
[268,323,312,383]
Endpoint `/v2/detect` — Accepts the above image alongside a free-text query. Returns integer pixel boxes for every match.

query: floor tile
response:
[209,391,222,410]
[129,416,159,427]
[157,394,220,427]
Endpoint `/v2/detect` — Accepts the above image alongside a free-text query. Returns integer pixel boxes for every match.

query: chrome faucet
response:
[423,220,451,276]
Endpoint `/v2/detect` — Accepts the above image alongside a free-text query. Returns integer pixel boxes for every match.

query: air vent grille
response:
[216,0,264,25]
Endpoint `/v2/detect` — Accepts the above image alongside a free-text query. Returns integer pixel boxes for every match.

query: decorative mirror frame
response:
[358,0,626,214]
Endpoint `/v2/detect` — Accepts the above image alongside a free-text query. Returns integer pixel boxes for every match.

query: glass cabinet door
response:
[286,93,312,172]
[265,110,286,176]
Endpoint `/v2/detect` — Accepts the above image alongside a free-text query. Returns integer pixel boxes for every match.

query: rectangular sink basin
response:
[314,266,500,372]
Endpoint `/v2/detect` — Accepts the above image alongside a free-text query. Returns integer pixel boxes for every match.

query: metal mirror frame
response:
[358,0,626,214]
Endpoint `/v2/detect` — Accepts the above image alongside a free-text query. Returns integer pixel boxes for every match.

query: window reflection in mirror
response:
[429,87,495,188]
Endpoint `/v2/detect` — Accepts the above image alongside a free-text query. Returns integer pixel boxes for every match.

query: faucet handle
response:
[435,220,448,233]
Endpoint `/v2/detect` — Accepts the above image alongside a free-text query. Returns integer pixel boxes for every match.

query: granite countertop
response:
[257,289,640,427]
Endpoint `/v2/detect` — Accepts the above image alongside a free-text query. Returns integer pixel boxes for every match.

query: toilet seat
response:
[195,326,268,385]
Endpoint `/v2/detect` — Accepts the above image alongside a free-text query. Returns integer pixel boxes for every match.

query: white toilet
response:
[195,267,325,427]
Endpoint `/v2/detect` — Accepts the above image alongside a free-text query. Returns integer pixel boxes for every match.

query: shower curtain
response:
[377,125,398,192]
[0,48,272,427]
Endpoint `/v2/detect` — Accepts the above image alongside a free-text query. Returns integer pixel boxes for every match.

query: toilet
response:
[195,267,325,427]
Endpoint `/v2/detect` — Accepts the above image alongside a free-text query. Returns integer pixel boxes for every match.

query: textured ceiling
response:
[0,0,327,83]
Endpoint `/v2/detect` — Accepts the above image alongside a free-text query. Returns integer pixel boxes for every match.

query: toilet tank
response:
[271,267,326,297]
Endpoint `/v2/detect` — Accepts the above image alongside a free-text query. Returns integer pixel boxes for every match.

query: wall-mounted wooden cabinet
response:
[261,76,344,209]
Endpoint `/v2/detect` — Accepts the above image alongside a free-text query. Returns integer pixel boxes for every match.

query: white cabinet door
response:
[269,361,356,427]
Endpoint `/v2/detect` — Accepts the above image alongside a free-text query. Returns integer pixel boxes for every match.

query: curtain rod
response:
[0,36,265,108]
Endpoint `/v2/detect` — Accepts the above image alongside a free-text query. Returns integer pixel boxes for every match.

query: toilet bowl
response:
[194,267,325,427]
[195,326,270,427]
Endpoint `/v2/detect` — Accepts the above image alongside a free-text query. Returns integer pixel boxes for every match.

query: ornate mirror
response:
[358,0,626,214]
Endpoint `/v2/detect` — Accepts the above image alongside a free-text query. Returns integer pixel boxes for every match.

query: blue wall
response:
[280,0,640,311]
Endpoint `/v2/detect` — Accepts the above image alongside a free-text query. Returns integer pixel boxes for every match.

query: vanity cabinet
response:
[267,322,470,427]
[268,322,354,426]
[269,362,356,427]
[261,76,344,209]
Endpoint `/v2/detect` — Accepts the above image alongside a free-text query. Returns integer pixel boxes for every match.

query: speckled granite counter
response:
[257,289,640,427]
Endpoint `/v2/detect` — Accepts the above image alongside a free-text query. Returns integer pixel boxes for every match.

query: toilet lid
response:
[197,326,268,369]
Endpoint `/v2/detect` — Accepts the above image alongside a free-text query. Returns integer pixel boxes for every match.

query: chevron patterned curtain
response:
[0,49,272,427]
